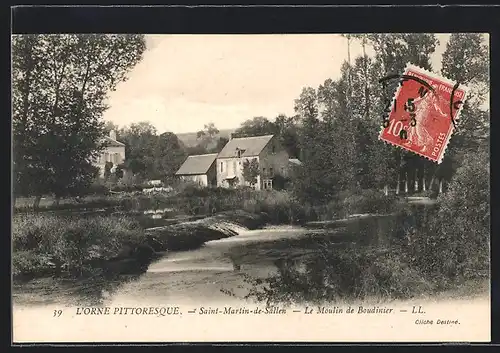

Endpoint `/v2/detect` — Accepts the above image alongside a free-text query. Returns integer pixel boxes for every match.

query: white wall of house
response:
[180,174,209,187]
[215,136,289,190]
[96,145,126,176]
[216,156,251,188]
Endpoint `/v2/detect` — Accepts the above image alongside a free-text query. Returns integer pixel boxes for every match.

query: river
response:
[10,208,442,307]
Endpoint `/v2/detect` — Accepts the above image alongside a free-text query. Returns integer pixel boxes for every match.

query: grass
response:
[12,213,148,278]
[12,209,268,279]
[14,187,405,224]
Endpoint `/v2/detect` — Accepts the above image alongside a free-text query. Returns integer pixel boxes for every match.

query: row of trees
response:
[289,33,488,204]
[200,33,488,204]
[103,121,187,183]
[12,33,489,209]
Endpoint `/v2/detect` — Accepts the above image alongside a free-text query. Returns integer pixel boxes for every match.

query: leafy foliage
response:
[12,34,146,202]
[242,158,260,187]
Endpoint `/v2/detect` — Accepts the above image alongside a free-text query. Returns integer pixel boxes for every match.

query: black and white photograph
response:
[11,31,490,342]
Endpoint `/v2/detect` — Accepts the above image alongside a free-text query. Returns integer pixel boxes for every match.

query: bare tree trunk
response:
[422,174,427,192]
[362,36,369,120]
[396,173,400,195]
[33,195,42,211]
[439,179,443,194]
[429,175,436,192]
[404,173,408,194]
[384,184,389,196]
[414,170,419,192]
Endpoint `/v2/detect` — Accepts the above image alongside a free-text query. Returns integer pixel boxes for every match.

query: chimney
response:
[109,130,117,141]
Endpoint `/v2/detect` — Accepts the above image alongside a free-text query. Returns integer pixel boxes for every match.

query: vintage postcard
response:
[11,33,490,343]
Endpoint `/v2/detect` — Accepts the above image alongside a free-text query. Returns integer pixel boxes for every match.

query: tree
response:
[294,87,319,162]
[104,121,120,135]
[12,34,146,208]
[409,149,489,278]
[275,114,301,158]
[441,34,489,151]
[432,34,490,191]
[211,136,229,153]
[233,117,277,138]
[195,122,220,152]
[242,158,260,188]
[104,162,113,180]
[114,163,124,180]
[196,122,219,139]
[154,132,187,182]
[364,34,439,194]
[119,121,158,179]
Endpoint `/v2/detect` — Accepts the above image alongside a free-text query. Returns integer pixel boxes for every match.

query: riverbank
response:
[12,187,408,279]
[12,209,268,281]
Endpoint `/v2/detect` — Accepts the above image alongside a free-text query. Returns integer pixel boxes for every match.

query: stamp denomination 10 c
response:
[379,63,469,164]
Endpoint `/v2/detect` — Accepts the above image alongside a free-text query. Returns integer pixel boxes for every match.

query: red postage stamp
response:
[379,64,469,164]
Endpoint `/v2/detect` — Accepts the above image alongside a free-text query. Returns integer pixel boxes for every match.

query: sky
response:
[103,34,452,134]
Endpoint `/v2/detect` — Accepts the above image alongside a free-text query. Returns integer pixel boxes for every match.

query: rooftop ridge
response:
[231,134,274,139]
[187,153,218,157]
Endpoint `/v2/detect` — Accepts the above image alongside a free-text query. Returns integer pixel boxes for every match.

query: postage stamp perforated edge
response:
[378,62,470,164]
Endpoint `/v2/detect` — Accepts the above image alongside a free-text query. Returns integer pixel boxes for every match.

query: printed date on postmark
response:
[379,64,469,164]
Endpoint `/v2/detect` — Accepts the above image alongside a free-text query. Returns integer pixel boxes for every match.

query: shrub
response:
[12,213,146,277]
[12,250,55,277]
[244,244,432,306]
[341,189,400,217]
[402,150,490,280]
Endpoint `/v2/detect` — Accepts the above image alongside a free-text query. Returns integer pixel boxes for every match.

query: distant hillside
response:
[176,128,236,148]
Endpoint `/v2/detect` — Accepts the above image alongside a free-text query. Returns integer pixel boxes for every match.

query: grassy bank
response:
[12,214,146,278]
[12,209,267,280]
[12,186,408,280]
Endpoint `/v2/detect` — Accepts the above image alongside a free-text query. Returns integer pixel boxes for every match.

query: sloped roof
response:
[289,158,302,166]
[217,135,274,158]
[176,153,217,175]
[103,135,125,147]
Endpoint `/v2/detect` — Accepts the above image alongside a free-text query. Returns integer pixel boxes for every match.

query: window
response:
[263,179,273,190]
[220,162,224,172]
[262,167,266,176]
[270,167,273,176]
[272,145,276,153]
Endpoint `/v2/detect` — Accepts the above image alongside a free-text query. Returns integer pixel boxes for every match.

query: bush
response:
[12,251,55,277]
[240,190,306,224]
[341,189,400,217]
[244,244,432,306]
[402,151,490,280]
[12,213,146,277]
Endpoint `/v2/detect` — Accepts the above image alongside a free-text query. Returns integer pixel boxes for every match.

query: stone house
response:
[175,153,218,187]
[95,130,126,177]
[216,134,289,190]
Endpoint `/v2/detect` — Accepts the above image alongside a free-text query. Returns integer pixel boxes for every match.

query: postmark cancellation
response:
[379,63,469,164]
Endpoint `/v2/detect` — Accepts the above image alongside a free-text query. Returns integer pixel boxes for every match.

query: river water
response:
[13,225,321,307]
